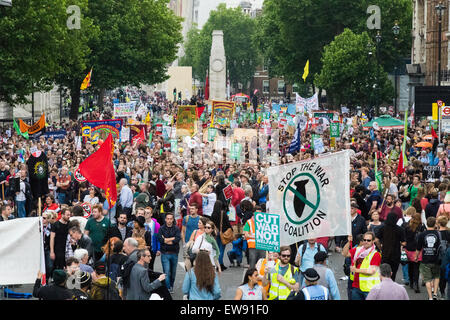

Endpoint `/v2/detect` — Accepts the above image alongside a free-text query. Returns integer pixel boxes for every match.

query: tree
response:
[314,29,394,109]
[256,0,412,85]
[0,0,70,105]
[180,3,261,92]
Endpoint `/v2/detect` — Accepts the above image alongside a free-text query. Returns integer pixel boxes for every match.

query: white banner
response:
[0,217,42,285]
[268,151,351,246]
[113,102,137,118]
[296,92,319,113]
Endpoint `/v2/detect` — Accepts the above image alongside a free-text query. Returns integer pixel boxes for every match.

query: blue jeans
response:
[216,235,226,265]
[161,253,178,290]
[56,192,66,205]
[402,263,409,283]
[347,279,353,300]
[351,288,368,300]
[17,200,26,218]
[402,202,409,211]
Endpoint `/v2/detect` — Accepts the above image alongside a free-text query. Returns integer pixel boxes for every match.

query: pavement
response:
[1,242,436,301]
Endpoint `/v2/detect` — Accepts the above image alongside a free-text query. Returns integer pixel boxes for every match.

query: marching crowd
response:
[0,89,449,301]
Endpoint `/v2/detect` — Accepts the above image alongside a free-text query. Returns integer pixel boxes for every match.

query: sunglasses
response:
[363,239,373,242]
[281,254,291,258]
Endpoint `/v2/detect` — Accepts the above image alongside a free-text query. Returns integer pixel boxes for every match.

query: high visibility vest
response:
[245,218,255,248]
[160,192,168,213]
[351,247,380,292]
[258,258,279,298]
[301,285,329,300]
[268,261,298,300]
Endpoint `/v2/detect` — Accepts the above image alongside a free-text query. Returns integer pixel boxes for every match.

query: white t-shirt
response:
[83,195,99,205]
[202,193,217,217]
[397,216,411,227]
[192,233,216,266]
[70,216,88,233]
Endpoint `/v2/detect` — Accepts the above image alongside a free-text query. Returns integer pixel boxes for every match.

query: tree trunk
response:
[97,88,105,111]
[69,86,81,121]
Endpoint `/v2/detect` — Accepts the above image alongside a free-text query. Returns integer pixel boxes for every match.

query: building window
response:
[292,83,299,93]
[263,80,269,94]
[278,80,285,94]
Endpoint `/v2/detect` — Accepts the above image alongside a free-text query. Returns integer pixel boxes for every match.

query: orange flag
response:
[19,113,46,135]
[78,133,117,207]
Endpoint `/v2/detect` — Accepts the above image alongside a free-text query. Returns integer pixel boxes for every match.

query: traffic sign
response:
[437,100,444,107]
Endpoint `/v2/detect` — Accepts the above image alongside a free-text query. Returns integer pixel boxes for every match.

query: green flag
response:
[402,109,408,167]
[147,132,153,147]
[13,119,29,139]
[374,154,382,192]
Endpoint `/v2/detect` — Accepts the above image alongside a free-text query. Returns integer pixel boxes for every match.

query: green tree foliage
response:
[256,0,411,86]
[180,4,260,91]
[0,0,69,105]
[315,29,394,108]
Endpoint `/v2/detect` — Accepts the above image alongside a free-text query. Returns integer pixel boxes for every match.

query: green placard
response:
[170,139,177,153]
[208,128,217,141]
[230,143,242,160]
[330,122,340,137]
[311,134,319,149]
[255,212,280,252]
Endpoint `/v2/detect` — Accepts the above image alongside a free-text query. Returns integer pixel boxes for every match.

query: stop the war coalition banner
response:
[268,151,351,245]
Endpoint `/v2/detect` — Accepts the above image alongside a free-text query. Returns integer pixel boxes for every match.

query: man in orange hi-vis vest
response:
[243,212,266,269]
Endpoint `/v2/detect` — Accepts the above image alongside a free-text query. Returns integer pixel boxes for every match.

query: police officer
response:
[287,268,330,300]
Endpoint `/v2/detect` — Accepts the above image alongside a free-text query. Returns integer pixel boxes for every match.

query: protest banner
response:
[113,101,137,118]
[330,122,340,138]
[0,217,42,285]
[82,119,123,141]
[176,105,197,137]
[255,212,280,252]
[223,184,233,200]
[210,100,235,129]
[268,151,351,245]
[128,124,147,142]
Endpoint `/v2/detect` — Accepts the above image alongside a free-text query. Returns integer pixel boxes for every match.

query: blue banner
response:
[81,119,123,141]
[272,104,296,115]
[42,130,67,140]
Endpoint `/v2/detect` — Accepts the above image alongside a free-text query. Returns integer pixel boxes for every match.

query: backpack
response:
[98,281,122,300]
[108,263,120,283]
[299,242,326,266]
[120,259,136,289]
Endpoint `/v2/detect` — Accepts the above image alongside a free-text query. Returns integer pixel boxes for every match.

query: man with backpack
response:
[294,238,327,285]
[415,217,441,300]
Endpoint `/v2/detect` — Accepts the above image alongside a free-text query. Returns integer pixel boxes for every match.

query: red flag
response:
[79,133,117,207]
[196,106,205,119]
[396,149,405,175]
[131,128,145,147]
[431,126,438,139]
[204,70,209,101]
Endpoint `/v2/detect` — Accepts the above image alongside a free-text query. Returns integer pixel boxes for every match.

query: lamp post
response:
[375,31,382,116]
[436,3,446,144]
[392,21,400,117]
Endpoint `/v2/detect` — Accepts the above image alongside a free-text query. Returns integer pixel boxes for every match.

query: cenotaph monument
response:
[209,30,227,101]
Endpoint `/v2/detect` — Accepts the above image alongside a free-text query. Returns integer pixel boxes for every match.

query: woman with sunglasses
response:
[192,220,221,273]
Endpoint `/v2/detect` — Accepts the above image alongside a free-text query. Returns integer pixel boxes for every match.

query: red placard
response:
[223,184,233,200]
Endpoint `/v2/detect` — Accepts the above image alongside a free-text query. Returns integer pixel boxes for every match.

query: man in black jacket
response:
[33,270,73,300]
[157,212,181,293]
[109,213,133,241]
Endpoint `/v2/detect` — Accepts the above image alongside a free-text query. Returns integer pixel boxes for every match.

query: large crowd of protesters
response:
[0,88,449,301]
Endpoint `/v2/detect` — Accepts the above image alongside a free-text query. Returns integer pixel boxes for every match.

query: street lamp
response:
[0,0,12,6]
[392,21,400,116]
[436,2,446,144]
[375,31,382,116]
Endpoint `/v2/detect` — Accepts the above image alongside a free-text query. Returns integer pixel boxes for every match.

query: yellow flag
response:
[302,60,309,82]
[80,68,93,90]
[145,112,151,124]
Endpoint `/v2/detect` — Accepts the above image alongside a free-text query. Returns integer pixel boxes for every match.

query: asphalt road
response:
[2,242,433,301]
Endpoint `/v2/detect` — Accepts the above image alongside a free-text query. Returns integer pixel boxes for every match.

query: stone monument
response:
[209,30,227,101]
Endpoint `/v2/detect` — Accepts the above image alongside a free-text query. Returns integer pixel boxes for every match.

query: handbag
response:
[219,211,234,245]
[405,249,422,262]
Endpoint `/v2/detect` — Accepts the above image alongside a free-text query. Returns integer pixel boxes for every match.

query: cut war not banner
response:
[255,212,280,252]
[268,151,351,246]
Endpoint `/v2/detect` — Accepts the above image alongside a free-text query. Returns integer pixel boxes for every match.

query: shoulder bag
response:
[220,211,234,245]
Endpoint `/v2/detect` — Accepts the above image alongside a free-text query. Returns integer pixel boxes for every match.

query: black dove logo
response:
[293,180,308,218]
